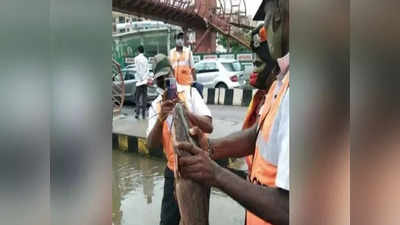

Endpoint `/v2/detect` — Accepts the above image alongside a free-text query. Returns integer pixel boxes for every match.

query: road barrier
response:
[202,88,256,107]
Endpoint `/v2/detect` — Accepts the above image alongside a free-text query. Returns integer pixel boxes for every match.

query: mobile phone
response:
[165,77,177,100]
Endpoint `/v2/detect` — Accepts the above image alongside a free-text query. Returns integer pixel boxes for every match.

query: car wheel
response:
[216,83,228,89]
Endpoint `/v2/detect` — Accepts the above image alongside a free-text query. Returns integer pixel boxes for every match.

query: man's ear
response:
[272,5,282,32]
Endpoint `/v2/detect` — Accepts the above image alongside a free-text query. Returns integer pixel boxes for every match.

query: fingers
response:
[176,142,202,155]
[179,154,202,167]
[180,163,203,174]
[160,100,176,118]
[162,100,175,108]
[189,126,203,142]
[173,98,181,104]
[189,127,208,150]
[181,171,204,181]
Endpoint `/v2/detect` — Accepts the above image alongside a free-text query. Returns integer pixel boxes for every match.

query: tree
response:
[217,33,249,53]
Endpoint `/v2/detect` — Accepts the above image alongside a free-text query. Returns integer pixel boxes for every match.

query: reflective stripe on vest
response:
[246,73,290,225]
[170,49,193,85]
[157,92,187,170]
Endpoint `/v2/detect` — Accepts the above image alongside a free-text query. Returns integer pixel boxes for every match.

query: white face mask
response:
[176,39,184,47]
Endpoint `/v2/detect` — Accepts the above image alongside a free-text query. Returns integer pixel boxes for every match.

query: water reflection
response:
[113,150,244,225]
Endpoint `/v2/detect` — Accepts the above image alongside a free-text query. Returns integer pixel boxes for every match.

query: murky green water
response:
[113,150,245,225]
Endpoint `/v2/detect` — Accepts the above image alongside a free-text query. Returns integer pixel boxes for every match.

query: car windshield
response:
[221,62,241,72]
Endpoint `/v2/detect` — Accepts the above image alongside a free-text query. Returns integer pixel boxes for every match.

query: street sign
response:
[203,54,217,60]
[237,53,253,61]
[219,54,235,59]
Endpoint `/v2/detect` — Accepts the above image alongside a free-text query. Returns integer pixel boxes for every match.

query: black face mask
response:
[156,76,165,90]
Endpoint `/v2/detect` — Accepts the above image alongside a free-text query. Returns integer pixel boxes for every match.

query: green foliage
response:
[217,34,248,53]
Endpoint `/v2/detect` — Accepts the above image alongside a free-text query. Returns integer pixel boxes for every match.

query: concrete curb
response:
[112,133,165,158]
[203,88,256,106]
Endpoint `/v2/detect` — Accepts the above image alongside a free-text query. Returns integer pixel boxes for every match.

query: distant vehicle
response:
[194,59,245,89]
[113,68,158,104]
[123,63,152,72]
[241,62,254,86]
[124,64,136,70]
[115,21,168,33]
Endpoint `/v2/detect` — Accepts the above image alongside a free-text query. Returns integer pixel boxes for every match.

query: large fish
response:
[171,103,210,225]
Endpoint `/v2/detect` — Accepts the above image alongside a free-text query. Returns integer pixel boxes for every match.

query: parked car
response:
[113,68,158,104]
[194,59,246,89]
[123,63,152,71]
[240,62,254,88]
[124,64,136,70]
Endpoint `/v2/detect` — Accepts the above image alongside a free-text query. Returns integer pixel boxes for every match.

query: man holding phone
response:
[146,54,213,225]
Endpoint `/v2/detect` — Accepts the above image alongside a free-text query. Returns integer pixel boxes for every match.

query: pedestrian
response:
[146,54,213,225]
[169,31,204,98]
[176,0,290,225]
[134,45,149,119]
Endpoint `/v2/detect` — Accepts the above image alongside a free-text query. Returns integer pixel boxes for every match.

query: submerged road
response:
[113,105,250,225]
[112,151,246,225]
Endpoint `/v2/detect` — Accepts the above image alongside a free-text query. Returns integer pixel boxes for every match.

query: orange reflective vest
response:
[242,90,267,174]
[246,74,289,225]
[170,48,193,85]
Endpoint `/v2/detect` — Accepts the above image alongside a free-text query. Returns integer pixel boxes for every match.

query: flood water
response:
[113,150,245,225]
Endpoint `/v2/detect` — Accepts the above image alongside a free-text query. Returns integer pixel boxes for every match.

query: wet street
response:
[113,150,245,225]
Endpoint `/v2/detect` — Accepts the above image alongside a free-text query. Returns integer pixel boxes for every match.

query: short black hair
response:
[175,31,184,39]
[137,45,144,53]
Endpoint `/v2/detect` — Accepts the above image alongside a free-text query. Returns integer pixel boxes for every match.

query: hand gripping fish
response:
[171,103,210,225]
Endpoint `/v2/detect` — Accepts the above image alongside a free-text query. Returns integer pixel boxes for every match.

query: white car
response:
[194,59,245,89]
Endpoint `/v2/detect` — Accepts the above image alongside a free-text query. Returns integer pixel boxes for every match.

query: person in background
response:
[242,24,270,175]
[134,45,149,119]
[146,54,213,225]
[169,31,204,98]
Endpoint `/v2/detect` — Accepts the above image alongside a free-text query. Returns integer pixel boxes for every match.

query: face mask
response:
[176,39,184,47]
[156,77,166,90]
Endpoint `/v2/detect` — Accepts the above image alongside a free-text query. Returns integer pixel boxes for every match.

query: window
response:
[123,71,135,80]
[195,63,206,73]
[222,61,241,72]
[205,62,218,72]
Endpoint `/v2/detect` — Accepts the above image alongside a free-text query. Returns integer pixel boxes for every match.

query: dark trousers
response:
[135,85,147,117]
[160,167,180,225]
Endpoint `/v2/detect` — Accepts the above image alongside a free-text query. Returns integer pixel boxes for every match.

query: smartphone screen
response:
[165,77,177,100]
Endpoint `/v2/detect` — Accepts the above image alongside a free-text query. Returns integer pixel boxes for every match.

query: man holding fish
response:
[176,0,290,225]
[146,54,213,225]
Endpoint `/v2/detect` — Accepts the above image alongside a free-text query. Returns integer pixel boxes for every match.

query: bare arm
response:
[211,123,258,160]
[147,118,164,150]
[186,112,213,133]
[147,100,175,149]
[215,165,289,225]
[178,142,289,225]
